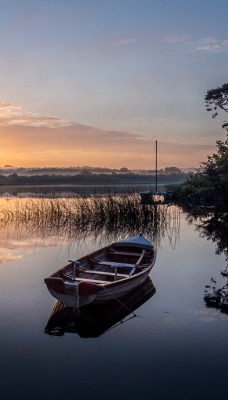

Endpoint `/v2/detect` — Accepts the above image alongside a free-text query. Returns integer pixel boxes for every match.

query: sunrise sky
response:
[0,0,228,169]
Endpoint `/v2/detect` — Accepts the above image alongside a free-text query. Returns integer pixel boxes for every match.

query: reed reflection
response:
[181,204,228,314]
[45,277,155,338]
[0,194,180,250]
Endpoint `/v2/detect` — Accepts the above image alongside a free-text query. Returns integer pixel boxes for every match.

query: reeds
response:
[0,194,180,248]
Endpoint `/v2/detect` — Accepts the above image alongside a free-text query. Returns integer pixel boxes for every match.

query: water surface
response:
[0,196,227,400]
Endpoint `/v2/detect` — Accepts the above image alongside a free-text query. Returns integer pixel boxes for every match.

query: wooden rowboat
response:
[44,234,156,308]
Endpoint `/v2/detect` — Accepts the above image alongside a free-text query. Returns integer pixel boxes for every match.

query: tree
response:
[199,134,228,195]
[119,167,130,172]
[174,133,228,202]
[204,82,228,195]
[173,83,228,203]
[164,166,182,174]
[79,169,92,175]
[205,82,228,130]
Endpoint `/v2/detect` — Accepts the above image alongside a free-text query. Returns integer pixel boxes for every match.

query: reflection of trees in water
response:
[197,213,228,261]
[181,205,228,260]
[204,281,228,313]
[0,194,180,249]
[180,204,228,313]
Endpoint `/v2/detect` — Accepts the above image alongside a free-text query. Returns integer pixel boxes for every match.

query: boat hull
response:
[47,287,97,308]
[46,268,152,308]
[44,234,156,308]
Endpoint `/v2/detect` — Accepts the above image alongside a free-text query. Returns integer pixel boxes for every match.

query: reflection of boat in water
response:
[45,277,156,338]
[44,234,156,308]
[140,191,173,204]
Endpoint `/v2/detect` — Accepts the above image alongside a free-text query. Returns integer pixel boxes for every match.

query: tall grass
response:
[0,194,180,248]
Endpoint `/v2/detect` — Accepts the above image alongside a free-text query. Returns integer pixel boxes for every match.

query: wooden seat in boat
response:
[65,268,128,279]
[107,249,143,257]
[93,260,135,268]
[74,277,108,284]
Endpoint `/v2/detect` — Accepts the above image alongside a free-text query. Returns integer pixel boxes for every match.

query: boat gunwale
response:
[44,234,156,307]
[50,249,154,286]
[47,261,153,289]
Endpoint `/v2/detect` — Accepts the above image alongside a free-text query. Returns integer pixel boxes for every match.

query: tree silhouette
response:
[199,134,228,197]
[205,82,228,130]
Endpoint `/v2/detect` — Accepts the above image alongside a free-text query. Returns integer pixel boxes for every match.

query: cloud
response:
[164,34,228,53]
[0,102,21,109]
[0,102,73,128]
[112,38,137,47]
[0,102,150,151]
[195,37,228,53]
[0,123,152,154]
[164,35,191,44]
[0,102,217,168]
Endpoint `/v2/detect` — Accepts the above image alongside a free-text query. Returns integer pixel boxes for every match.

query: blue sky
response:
[0,0,228,169]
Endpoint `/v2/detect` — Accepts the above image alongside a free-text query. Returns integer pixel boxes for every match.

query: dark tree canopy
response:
[205,82,228,130]
[200,133,228,185]
[174,83,228,203]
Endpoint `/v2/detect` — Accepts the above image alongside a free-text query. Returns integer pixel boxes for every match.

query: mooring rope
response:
[103,314,137,335]
[100,284,137,316]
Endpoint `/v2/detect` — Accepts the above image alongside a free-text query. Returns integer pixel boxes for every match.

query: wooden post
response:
[155,140,158,193]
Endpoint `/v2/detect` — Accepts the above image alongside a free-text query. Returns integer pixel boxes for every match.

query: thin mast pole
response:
[155,140,158,193]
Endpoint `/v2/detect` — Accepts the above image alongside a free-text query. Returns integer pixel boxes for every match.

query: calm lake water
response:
[0,193,227,400]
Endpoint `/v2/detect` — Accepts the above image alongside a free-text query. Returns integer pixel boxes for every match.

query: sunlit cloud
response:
[0,102,74,128]
[0,102,21,109]
[0,101,217,169]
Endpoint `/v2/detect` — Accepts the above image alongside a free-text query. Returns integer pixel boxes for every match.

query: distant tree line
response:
[0,165,184,176]
[0,171,187,186]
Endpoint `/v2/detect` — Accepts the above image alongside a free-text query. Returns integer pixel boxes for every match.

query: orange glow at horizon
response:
[0,147,211,170]
[0,118,217,170]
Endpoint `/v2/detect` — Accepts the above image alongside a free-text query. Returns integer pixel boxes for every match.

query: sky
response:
[0,0,228,170]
